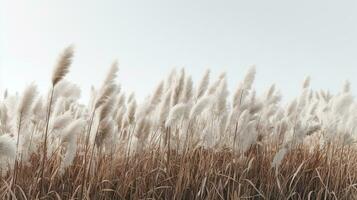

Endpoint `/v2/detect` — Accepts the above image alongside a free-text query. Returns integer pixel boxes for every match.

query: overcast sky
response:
[1,0,357,102]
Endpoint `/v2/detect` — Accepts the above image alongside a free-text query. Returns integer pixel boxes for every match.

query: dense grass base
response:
[2,143,356,200]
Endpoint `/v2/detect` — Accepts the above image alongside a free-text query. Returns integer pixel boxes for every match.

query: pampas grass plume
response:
[190,96,212,119]
[17,83,38,119]
[0,134,16,159]
[196,69,210,99]
[52,45,74,86]
[165,103,189,127]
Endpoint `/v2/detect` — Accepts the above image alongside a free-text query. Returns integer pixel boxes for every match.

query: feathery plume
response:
[232,66,256,108]
[190,96,213,119]
[165,68,177,91]
[213,78,228,114]
[333,93,353,116]
[60,119,85,171]
[196,69,210,99]
[134,117,152,152]
[134,117,151,140]
[96,118,115,148]
[207,73,226,95]
[243,66,256,90]
[52,45,74,86]
[125,99,137,125]
[165,103,190,127]
[32,97,44,117]
[0,134,16,159]
[127,92,135,103]
[302,76,311,89]
[150,81,164,106]
[159,91,172,125]
[182,76,193,103]
[51,112,72,132]
[94,83,117,109]
[117,93,126,108]
[103,61,119,86]
[17,84,38,119]
[266,84,276,100]
[61,119,85,144]
[99,94,116,121]
[170,69,185,107]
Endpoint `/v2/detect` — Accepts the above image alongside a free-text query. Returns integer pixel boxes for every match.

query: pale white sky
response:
[1,0,357,102]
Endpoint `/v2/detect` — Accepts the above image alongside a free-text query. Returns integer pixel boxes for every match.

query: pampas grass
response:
[1,47,357,199]
[0,134,16,160]
[196,69,210,100]
[12,83,38,191]
[59,119,85,172]
[15,83,38,148]
[189,96,212,119]
[165,103,189,128]
[39,45,75,193]
[51,46,74,86]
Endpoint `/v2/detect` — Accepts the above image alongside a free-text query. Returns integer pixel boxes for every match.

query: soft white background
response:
[1,0,357,102]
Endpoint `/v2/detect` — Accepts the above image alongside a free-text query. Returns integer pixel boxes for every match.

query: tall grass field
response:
[1,46,357,199]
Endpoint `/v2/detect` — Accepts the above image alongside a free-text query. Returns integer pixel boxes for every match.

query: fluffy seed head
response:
[17,83,38,119]
[196,69,210,99]
[165,103,190,127]
[52,45,74,86]
[190,96,213,119]
[0,134,16,159]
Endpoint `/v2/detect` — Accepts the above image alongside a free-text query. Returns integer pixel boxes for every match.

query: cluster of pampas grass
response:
[0,47,357,199]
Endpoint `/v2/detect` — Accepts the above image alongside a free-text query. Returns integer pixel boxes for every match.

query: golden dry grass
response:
[0,142,355,199]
